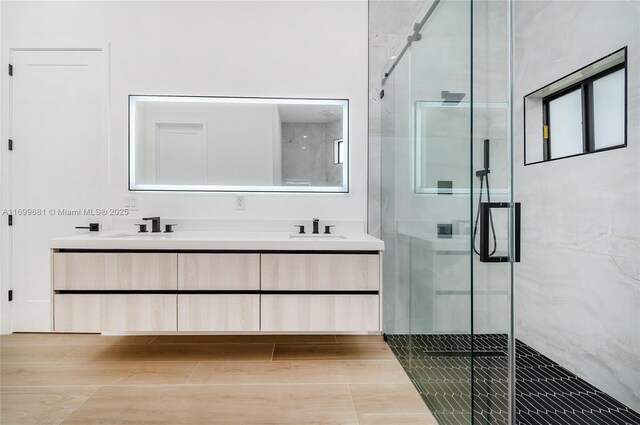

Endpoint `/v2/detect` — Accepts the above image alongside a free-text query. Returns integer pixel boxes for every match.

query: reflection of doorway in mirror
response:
[154,123,207,185]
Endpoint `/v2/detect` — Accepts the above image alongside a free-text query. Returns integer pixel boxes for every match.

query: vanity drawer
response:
[261,254,380,291]
[101,294,177,332]
[178,295,260,331]
[53,253,177,290]
[261,295,379,332]
[54,294,101,333]
[178,254,260,290]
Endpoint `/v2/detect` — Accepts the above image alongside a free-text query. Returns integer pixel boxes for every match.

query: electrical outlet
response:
[235,196,246,210]
[124,196,138,211]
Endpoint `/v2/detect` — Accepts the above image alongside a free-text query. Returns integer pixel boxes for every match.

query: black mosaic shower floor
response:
[386,334,640,425]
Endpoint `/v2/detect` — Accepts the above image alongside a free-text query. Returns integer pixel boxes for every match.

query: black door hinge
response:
[8,215,13,226]
[8,139,13,151]
[8,290,12,302]
[8,64,13,76]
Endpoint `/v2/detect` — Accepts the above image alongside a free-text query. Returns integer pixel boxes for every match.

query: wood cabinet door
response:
[261,295,379,332]
[178,295,260,331]
[178,254,260,290]
[54,294,101,333]
[261,254,380,291]
[53,253,177,290]
[101,295,177,332]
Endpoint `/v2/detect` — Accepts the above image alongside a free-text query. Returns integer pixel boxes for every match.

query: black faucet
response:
[142,217,161,233]
[312,218,320,234]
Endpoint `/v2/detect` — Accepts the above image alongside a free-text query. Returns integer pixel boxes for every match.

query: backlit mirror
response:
[129,95,348,192]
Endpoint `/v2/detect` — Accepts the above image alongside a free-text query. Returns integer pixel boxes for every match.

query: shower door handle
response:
[479,202,521,263]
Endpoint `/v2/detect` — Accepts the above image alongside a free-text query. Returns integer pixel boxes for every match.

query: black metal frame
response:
[127,94,350,194]
[524,47,628,165]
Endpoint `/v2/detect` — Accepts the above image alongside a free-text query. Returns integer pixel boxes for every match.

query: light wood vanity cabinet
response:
[178,295,260,331]
[101,294,177,332]
[261,254,380,291]
[178,254,260,290]
[53,251,382,334]
[53,252,177,290]
[54,294,101,333]
[261,295,379,332]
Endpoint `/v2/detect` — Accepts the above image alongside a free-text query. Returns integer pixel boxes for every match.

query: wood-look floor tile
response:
[59,343,275,362]
[273,343,394,360]
[1,386,99,425]
[62,384,358,424]
[152,334,337,344]
[188,359,411,385]
[349,383,433,416]
[356,413,438,424]
[1,362,198,386]
[0,333,156,346]
[335,335,385,343]
[1,345,79,363]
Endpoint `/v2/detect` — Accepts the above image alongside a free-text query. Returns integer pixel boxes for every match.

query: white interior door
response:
[155,123,206,184]
[10,49,108,331]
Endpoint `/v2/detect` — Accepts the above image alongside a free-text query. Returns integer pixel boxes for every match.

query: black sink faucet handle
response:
[294,225,306,234]
[75,223,100,232]
[312,218,320,234]
[164,224,177,233]
[142,217,161,233]
[136,224,148,233]
[324,225,335,235]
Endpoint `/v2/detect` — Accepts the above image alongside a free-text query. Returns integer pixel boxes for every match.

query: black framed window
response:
[524,47,627,165]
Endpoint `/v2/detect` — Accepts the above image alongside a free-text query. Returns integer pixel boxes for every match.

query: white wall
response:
[1,0,367,219]
[514,0,640,410]
[0,0,368,333]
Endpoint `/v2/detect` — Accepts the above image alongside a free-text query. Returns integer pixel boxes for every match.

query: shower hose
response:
[472,173,497,256]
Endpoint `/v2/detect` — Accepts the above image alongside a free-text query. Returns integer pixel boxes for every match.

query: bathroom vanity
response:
[50,230,383,334]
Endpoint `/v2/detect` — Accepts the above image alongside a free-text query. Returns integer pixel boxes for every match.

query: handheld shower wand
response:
[473,139,497,256]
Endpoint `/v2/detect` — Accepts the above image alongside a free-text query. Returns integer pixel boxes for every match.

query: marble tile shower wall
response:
[514,0,640,411]
[281,122,342,187]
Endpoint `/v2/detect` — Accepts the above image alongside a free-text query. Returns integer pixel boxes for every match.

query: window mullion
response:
[582,82,595,153]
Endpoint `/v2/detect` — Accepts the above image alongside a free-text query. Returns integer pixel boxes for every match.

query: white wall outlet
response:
[235,196,246,210]
[124,196,138,211]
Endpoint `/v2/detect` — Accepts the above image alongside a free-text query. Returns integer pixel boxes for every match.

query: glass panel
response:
[593,69,625,150]
[549,89,584,159]
[379,0,514,423]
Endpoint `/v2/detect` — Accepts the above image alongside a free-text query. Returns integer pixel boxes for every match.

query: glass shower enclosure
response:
[379,0,515,423]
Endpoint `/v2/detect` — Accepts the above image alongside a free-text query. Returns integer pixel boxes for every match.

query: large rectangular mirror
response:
[129,95,348,192]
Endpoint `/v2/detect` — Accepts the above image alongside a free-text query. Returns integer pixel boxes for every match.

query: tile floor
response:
[387,334,640,425]
[0,333,438,425]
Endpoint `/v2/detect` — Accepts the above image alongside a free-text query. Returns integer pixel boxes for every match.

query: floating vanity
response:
[50,230,383,334]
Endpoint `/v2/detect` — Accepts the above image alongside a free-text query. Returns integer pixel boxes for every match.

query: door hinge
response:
[8,215,13,226]
[8,290,12,302]
[8,64,13,76]
[8,139,13,151]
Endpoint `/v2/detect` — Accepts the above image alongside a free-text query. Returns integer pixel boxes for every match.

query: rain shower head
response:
[441,90,466,104]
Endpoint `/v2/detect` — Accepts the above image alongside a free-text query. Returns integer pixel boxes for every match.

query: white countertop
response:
[50,231,384,251]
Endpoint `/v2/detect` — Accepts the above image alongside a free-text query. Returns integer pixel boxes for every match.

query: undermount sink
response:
[108,233,170,239]
[289,234,346,240]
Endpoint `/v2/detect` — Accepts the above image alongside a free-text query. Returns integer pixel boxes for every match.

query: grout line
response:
[56,384,102,424]
[347,384,360,425]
